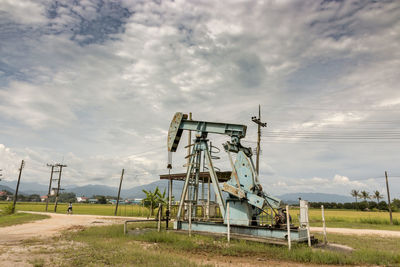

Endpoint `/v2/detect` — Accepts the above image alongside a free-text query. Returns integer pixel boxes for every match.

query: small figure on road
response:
[67,202,73,215]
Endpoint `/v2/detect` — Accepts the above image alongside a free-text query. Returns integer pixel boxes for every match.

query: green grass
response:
[288,208,400,231]
[61,222,400,266]
[0,201,151,217]
[59,222,207,266]
[0,212,50,227]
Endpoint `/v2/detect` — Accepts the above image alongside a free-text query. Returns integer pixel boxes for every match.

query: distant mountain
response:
[122,180,183,199]
[0,180,46,195]
[277,192,354,203]
[66,184,119,198]
[0,184,16,194]
[1,179,356,203]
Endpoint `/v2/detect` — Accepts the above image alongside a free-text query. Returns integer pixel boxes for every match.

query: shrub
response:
[378,201,388,211]
[1,203,14,215]
[343,202,354,209]
[358,201,368,211]
[368,201,378,209]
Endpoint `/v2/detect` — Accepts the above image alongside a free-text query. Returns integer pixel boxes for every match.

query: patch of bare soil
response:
[0,212,140,244]
[0,212,133,266]
[0,238,74,267]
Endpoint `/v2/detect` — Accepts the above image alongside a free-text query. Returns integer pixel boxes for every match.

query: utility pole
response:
[187,112,192,167]
[54,164,67,213]
[45,164,56,212]
[251,105,267,176]
[12,160,25,213]
[166,151,173,229]
[385,171,393,225]
[167,151,172,211]
[114,168,125,216]
[185,113,192,218]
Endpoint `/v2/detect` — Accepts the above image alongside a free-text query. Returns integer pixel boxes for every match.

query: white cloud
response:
[0,1,399,198]
[333,174,365,188]
[0,0,47,24]
[0,144,20,179]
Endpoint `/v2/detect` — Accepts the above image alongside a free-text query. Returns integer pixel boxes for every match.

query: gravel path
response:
[0,212,144,244]
[311,226,400,238]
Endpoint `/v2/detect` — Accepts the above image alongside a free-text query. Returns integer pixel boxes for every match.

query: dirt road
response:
[311,226,400,238]
[0,212,146,266]
[0,212,142,244]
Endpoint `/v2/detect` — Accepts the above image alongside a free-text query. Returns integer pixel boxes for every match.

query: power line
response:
[259,104,400,111]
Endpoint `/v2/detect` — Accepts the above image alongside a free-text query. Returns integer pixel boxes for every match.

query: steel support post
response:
[176,145,196,220]
[188,202,192,237]
[227,202,230,242]
[204,142,226,216]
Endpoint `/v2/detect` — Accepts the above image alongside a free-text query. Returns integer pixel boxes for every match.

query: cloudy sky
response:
[1,0,399,198]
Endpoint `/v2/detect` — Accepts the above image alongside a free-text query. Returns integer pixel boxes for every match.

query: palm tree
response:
[360,190,370,202]
[372,190,382,203]
[351,189,360,206]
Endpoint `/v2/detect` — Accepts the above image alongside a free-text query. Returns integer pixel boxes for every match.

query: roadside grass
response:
[59,223,208,266]
[0,213,49,227]
[61,222,400,266]
[290,208,400,231]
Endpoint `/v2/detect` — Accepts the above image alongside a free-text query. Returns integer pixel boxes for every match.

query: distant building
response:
[132,198,143,204]
[109,199,126,205]
[88,198,98,204]
[40,195,48,202]
[0,191,8,197]
[76,196,89,203]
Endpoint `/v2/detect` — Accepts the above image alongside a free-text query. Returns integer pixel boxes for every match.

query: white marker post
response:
[286,205,291,250]
[306,204,311,247]
[321,205,327,244]
[157,203,162,232]
[227,201,230,242]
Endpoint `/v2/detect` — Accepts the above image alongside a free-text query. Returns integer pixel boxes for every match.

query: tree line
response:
[307,189,400,211]
[308,199,400,211]
[0,190,115,204]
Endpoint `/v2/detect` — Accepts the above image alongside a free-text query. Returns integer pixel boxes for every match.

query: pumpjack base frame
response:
[174,221,310,243]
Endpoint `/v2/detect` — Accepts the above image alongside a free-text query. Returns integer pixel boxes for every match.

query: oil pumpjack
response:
[168,112,309,242]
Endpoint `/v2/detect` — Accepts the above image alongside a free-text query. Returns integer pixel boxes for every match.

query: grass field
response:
[0,213,49,227]
[0,201,150,217]
[57,222,400,266]
[296,208,400,231]
[1,201,400,230]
